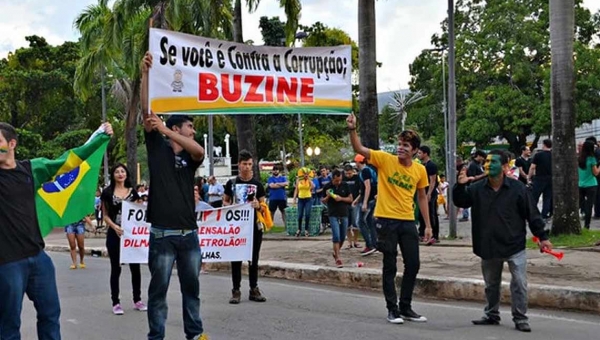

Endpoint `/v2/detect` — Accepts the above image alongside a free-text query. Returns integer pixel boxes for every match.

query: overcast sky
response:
[1,0,599,91]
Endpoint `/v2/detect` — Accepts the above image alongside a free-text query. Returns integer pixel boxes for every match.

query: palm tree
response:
[76,0,234,183]
[550,0,579,235]
[390,90,427,132]
[358,0,378,149]
[232,0,301,178]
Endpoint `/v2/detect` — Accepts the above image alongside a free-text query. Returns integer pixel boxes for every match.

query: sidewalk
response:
[45,222,600,314]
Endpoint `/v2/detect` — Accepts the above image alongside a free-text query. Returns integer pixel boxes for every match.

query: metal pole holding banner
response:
[208,114,214,176]
[447,0,458,238]
[101,67,109,187]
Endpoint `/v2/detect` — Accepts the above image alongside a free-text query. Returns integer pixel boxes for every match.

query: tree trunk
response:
[126,80,140,187]
[233,0,260,179]
[358,0,379,149]
[550,0,579,235]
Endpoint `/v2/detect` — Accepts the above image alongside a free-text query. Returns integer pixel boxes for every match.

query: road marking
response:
[66,319,79,325]
[207,275,600,326]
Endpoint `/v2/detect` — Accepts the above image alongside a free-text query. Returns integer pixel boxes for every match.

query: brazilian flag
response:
[30,129,110,237]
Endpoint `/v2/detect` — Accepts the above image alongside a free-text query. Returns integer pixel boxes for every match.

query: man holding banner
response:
[0,122,112,340]
[141,52,207,340]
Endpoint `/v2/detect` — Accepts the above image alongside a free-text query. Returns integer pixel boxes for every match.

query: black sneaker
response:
[400,308,427,322]
[387,309,404,324]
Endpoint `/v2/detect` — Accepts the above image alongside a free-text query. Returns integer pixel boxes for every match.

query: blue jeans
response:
[0,251,61,340]
[481,250,528,324]
[329,216,348,243]
[147,227,203,340]
[358,200,377,249]
[297,198,313,232]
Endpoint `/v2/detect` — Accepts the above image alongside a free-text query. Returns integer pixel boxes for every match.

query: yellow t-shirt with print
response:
[369,150,428,220]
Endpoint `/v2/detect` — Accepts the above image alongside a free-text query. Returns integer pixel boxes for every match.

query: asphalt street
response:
[19,252,600,340]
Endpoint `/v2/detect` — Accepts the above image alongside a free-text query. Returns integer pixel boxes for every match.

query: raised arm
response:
[346,113,371,161]
[141,51,152,132]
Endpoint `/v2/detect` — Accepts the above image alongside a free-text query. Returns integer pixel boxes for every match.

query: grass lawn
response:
[526,228,600,249]
[266,225,286,234]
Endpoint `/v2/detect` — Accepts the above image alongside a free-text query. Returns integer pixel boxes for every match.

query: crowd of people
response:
[2,51,589,339]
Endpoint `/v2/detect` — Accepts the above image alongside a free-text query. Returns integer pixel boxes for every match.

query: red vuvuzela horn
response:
[532,236,564,261]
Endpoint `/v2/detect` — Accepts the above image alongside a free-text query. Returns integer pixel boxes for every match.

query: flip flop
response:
[69,264,77,270]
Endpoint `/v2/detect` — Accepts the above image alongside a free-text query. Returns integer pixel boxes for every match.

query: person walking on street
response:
[417,146,440,244]
[343,164,361,248]
[528,139,553,219]
[65,216,92,270]
[578,141,600,229]
[207,175,224,208]
[347,113,432,325]
[101,163,146,315]
[354,154,378,256]
[0,121,113,340]
[322,170,353,267]
[267,165,289,225]
[141,52,207,340]
[223,150,268,304]
[515,146,532,185]
[453,149,553,333]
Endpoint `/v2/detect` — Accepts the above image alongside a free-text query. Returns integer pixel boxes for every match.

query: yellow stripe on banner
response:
[151,97,352,113]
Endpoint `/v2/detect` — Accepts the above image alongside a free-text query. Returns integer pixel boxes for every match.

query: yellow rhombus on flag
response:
[31,130,110,237]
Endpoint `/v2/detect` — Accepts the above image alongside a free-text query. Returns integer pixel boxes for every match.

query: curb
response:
[45,246,600,314]
[207,261,600,314]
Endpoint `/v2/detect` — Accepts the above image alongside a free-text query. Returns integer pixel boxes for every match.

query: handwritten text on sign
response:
[148,28,352,115]
[120,202,254,264]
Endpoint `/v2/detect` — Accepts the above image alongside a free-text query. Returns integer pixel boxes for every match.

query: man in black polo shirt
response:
[141,52,207,340]
[223,150,268,304]
[453,150,552,333]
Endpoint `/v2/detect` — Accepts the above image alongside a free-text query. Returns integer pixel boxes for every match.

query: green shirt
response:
[578,156,598,188]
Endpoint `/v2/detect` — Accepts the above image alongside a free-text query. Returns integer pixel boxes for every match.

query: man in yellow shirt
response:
[347,113,432,325]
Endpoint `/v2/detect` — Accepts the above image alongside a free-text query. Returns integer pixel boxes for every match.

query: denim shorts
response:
[65,222,86,235]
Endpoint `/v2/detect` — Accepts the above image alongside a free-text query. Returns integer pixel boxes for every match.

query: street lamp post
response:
[298,113,305,167]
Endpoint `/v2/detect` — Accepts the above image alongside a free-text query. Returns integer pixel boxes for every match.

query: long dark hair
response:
[107,163,134,194]
[578,141,595,169]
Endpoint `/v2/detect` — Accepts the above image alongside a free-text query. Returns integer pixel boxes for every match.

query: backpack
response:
[359,165,378,187]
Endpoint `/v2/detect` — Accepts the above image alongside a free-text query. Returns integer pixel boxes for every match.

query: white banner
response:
[148,28,352,115]
[120,201,254,264]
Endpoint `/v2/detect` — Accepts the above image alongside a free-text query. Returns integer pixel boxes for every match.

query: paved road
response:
[20,252,600,340]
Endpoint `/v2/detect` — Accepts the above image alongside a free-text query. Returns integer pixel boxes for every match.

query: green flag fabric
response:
[31,129,110,237]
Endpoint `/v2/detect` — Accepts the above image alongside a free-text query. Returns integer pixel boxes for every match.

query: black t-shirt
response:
[343,174,360,199]
[532,150,552,177]
[224,176,266,229]
[145,130,202,229]
[359,166,377,201]
[514,156,532,184]
[323,181,351,217]
[101,187,140,237]
[423,160,439,197]
[467,160,484,177]
[0,161,44,265]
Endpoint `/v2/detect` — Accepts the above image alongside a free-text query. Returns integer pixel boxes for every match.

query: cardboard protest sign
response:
[148,28,352,115]
[120,201,254,263]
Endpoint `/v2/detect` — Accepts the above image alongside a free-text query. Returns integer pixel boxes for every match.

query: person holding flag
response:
[0,121,112,340]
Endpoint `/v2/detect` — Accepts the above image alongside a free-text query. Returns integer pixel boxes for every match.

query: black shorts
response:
[269,199,287,212]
